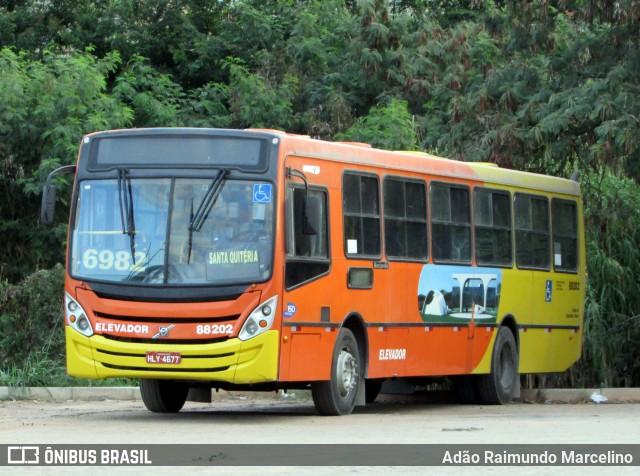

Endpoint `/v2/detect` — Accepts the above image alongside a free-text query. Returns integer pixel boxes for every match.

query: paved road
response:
[1,395,638,474]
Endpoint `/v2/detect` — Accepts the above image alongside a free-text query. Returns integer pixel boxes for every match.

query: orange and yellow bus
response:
[41,128,585,415]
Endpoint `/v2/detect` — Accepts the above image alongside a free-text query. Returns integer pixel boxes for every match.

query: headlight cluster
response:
[238,295,277,341]
[65,293,94,337]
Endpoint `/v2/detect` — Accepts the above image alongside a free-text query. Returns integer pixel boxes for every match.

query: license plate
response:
[146,352,182,364]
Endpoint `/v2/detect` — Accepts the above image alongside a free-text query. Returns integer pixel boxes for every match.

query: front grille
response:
[94,312,241,324]
[100,334,230,345]
[101,363,231,373]
[96,349,235,359]
[94,346,237,375]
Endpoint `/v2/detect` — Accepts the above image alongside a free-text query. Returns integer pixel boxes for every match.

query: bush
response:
[0,265,66,373]
[0,265,132,387]
[580,172,640,387]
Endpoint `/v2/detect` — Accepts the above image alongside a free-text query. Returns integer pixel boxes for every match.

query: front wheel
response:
[139,379,189,413]
[311,328,361,416]
[477,326,519,405]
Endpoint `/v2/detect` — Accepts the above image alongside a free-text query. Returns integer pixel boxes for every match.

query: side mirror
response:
[40,183,58,225]
[40,165,76,226]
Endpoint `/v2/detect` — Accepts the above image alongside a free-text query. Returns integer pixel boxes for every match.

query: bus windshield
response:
[70,177,274,286]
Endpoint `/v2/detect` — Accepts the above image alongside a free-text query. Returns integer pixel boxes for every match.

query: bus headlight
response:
[65,293,94,337]
[238,295,277,341]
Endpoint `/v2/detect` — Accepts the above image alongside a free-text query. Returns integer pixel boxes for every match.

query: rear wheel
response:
[312,328,361,416]
[477,326,518,405]
[139,379,189,413]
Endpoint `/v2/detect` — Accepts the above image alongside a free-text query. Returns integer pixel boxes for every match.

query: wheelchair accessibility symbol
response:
[253,184,272,203]
[545,280,553,303]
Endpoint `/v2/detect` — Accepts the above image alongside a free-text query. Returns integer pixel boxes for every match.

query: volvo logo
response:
[152,324,175,339]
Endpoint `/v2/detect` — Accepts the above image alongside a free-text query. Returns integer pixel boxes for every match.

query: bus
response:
[41,128,585,415]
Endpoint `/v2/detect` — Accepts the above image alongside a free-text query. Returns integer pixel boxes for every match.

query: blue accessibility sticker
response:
[253,184,272,203]
[545,280,553,302]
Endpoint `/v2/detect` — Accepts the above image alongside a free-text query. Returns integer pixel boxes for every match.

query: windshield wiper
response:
[187,168,229,263]
[117,168,136,261]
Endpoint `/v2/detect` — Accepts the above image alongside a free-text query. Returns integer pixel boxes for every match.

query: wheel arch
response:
[499,313,519,351]
[341,312,369,377]
[476,315,520,405]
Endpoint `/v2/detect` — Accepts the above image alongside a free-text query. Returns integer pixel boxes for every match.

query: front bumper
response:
[65,326,279,383]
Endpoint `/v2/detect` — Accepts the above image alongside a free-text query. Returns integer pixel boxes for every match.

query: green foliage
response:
[335,98,418,150]
[0,353,69,388]
[0,47,133,282]
[226,57,299,130]
[0,265,65,383]
[0,265,134,387]
[288,0,357,138]
[112,54,181,127]
[179,82,232,128]
[580,171,640,387]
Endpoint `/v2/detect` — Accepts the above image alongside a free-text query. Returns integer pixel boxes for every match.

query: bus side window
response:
[430,182,471,263]
[552,199,578,272]
[285,186,330,289]
[383,176,428,261]
[474,188,512,267]
[343,172,381,258]
[514,193,550,269]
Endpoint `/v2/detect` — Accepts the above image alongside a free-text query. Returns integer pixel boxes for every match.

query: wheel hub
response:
[336,349,358,397]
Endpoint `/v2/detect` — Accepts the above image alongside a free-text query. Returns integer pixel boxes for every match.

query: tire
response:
[139,379,189,413]
[311,328,361,416]
[365,379,383,404]
[477,326,519,405]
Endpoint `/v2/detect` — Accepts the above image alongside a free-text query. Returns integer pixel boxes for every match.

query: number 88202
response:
[196,324,234,335]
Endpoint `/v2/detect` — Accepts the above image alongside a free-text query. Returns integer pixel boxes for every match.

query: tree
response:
[226,57,299,130]
[580,171,640,387]
[335,98,418,150]
[0,47,132,281]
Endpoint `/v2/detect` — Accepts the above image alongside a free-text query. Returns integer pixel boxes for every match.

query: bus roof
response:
[273,131,580,197]
[83,128,579,197]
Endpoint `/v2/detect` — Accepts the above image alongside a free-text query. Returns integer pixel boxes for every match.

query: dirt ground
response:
[1,395,639,444]
[1,396,638,475]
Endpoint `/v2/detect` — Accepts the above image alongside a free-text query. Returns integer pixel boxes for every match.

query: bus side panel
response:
[277,153,339,382]
[278,145,586,384]
[472,268,584,375]
[466,325,498,375]
[520,270,583,373]
[278,277,335,382]
[493,270,544,374]
[366,263,495,379]
[403,327,475,377]
[365,259,407,378]
[416,263,503,376]
[279,331,322,381]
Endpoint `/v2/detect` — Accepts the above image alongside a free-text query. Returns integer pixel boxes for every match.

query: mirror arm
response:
[40,165,76,225]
